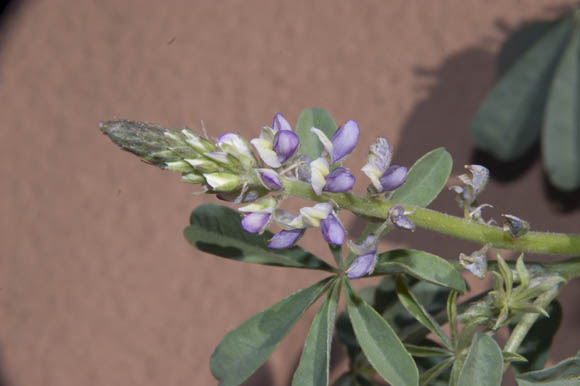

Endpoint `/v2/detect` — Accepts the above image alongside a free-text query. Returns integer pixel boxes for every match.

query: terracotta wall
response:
[2,1,579,385]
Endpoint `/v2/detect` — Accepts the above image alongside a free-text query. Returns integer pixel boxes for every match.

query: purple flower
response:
[346,253,377,279]
[388,205,415,231]
[320,214,345,245]
[379,165,407,191]
[273,130,299,163]
[272,113,292,132]
[324,167,355,193]
[330,120,359,163]
[257,168,283,190]
[241,212,271,234]
[268,228,305,249]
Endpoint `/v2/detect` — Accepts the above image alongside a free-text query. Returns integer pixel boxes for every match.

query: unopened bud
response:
[165,160,194,173]
[203,173,241,192]
[502,214,529,239]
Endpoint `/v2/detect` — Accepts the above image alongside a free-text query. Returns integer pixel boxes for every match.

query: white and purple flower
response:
[238,197,277,234]
[362,136,408,193]
[309,120,360,194]
[251,113,300,168]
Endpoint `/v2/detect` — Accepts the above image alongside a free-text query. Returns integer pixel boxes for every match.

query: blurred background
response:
[2,1,580,385]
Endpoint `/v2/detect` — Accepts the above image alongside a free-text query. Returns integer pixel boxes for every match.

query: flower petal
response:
[391,215,415,231]
[273,130,299,163]
[320,214,345,245]
[257,168,283,190]
[346,253,377,279]
[324,167,355,192]
[310,127,334,156]
[330,120,359,163]
[347,235,377,256]
[241,212,271,234]
[300,202,333,227]
[251,138,282,168]
[379,165,407,192]
[272,113,293,132]
[310,157,330,195]
[268,228,305,249]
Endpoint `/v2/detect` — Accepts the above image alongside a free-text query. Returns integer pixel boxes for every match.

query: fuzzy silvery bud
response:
[181,172,205,184]
[181,128,217,154]
[165,160,194,173]
[184,158,220,173]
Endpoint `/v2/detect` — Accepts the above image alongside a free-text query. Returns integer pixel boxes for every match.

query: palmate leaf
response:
[456,333,503,386]
[210,277,334,386]
[373,249,466,293]
[542,25,580,190]
[471,16,574,160]
[292,279,340,386]
[295,108,338,160]
[184,204,333,271]
[516,353,580,385]
[345,280,419,386]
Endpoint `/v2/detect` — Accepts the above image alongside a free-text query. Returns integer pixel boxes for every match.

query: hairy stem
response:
[280,177,580,257]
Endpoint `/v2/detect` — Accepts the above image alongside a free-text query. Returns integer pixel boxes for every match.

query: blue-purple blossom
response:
[320,214,345,245]
[389,205,415,231]
[257,168,283,190]
[346,235,378,279]
[379,165,407,192]
[241,212,271,234]
[268,228,305,249]
[330,120,360,163]
[324,167,355,193]
[273,130,299,163]
[347,253,376,279]
[272,112,292,132]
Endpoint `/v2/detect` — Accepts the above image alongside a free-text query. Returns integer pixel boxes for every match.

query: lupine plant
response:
[101,108,580,386]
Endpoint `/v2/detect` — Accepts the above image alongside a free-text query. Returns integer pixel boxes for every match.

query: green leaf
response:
[420,357,454,386]
[471,17,574,160]
[389,147,453,207]
[543,26,580,190]
[373,249,466,292]
[457,333,503,386]
[516,355,580,385]
[405,343,452,358]
[447,291,459,348]
[396,275,452,349]
[184,204,333,271]
[292,280,340,386]
[511,300,562,374]
[295,108,338,160]
[210,277,333,386]
[345,280,419,386]
[332,373,379,386]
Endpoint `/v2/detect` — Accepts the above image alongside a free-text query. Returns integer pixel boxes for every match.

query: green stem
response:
[280,177,580,256]
[503,284,561,354]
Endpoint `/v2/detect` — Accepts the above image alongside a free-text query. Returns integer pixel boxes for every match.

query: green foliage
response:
[292,280,340,386]
[184,204,333,271]
[516,353,580,385]
[295,108,338,160]
[345,280,419,386]
[542,26,580,190]
[210,277,333,386]
[472,12,580,190]
[456,333,503,386]
[389,147,453,207]
[374,249,466,293]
